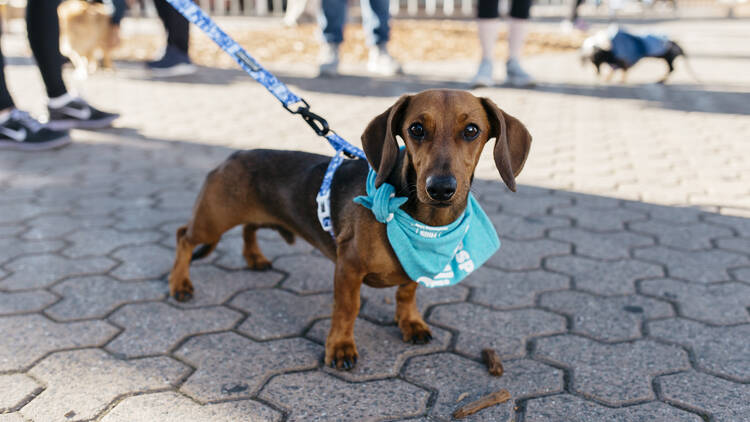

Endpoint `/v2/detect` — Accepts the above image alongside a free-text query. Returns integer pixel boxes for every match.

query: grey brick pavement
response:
[0,16,749,422]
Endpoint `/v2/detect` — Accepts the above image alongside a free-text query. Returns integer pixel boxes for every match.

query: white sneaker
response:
[505,58,536,87]
[470,59,494,88]
[367,46,403,76]
[318,43,340,77]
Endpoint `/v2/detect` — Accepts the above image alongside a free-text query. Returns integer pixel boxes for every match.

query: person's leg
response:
[148,0,194,75]
[0,36,15,112]
[362,0,389,46]
[153,0,189,55]
[470,0,500,87]
[318,0,347,76]
[506,0,535,87]
[26,0,67,99]
[0,18,70,151]
[320,0,347,45]
[362,0,401,75]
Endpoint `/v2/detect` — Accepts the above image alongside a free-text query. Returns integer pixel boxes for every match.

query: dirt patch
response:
[114,20,585,67]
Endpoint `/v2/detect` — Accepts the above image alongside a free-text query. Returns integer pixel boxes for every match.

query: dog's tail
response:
[191,243,217,261]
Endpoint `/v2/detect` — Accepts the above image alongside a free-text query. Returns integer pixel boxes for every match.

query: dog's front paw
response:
[399,319,433,345]
[170,277,194,302]
[325,339,358,371]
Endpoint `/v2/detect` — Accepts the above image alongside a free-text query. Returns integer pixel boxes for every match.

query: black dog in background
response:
[581,26,694,84]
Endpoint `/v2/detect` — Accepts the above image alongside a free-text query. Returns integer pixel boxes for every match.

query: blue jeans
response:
[320,0,391,46]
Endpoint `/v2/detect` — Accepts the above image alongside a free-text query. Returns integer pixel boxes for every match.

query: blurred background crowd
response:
[0,0,746,151]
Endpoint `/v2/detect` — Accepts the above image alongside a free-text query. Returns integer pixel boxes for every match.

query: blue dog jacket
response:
[353,169,500,288]
[611,29,671,68]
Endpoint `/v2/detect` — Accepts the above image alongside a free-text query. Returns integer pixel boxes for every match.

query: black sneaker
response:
[147,45,196,77]
[47,98,119,131]
[0,109,71,151]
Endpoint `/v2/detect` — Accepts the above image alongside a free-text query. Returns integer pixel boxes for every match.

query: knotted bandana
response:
[353,169,500,287]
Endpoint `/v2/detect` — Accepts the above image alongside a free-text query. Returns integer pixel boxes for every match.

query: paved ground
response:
[1,16,749,422]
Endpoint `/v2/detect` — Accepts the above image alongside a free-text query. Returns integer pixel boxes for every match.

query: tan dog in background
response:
[58,0,115,78]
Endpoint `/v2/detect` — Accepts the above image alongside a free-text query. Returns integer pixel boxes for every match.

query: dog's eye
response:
[463,124,480,141]
[408,123,425,140]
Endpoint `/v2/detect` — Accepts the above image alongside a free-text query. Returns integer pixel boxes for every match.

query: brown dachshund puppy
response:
[169,89,531,369]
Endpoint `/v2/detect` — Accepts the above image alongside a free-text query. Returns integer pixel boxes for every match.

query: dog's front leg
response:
[325,259,364,370]
[395,282,433,344]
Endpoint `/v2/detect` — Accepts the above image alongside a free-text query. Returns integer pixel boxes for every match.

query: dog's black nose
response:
[426,175,457,201]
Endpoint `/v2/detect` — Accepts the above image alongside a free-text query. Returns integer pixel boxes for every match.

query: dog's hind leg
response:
[242,224,272,270]
[395,282,433,344]
[169,225,199,301]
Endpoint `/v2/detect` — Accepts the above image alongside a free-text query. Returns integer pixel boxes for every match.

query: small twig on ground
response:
[482,348,504,377]
[452,389,511,419]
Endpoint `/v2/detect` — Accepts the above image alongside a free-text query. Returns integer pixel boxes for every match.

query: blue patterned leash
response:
[164,0,366,236]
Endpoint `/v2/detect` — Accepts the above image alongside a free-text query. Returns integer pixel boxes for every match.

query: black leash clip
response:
[284,99,330,137]
[297,107,330,136]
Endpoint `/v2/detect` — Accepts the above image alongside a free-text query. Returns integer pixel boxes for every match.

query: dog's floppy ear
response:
[361,95,411,187]
[480,97,532,192]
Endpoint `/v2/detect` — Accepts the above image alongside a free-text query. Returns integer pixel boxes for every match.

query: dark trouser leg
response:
[509,0,531,19]
[26,0,67,99]
[477,0,500,18]
[0,32,15,110]
[153,0,190,54]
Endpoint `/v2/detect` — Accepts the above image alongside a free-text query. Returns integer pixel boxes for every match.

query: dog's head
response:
[361,90,531,208]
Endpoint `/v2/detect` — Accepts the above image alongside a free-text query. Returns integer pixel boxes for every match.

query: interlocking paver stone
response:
[22,349,188,422]
[0,290,57,316]
[703,214,750,237]
[648,318,750,381]
[259,371,428,422]
[534,335,690,405]
[0,238,64,265]
[633,246,749,283]
[107,302,241,357]
[174,265,283,307]
[231,288,331,339]
[658,371,750,422]
[307,318,450,381]
[524,394,702,422]
[735,266,750,283]
[489,194,572,217]
[630,220,734,251]
[552,205,646,231]
[101,392,281,422]
[716,236,750,254]
[546,255,664,295]
[623,202,704,224]
[63,228,162,258]
[359,283,468,324]
[22,214,114,240]
[640,278,750,324]
[0,253,116,291]
[0,374,41,412]
[489,213,570,240]
[404,353,563,421]
[110,244,174,280]
[464,267,569,309]
[114,207,191,231]
[47,276,165,320]
[276,254,335,294]
[175,332,322,402]
[430,302,566,359]
[548,228,653,260]
[487,238,571,270]
[0,314,117,371]
[539,290,673,341]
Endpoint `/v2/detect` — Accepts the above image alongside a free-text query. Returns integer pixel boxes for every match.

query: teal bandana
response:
[353,169,500,287]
